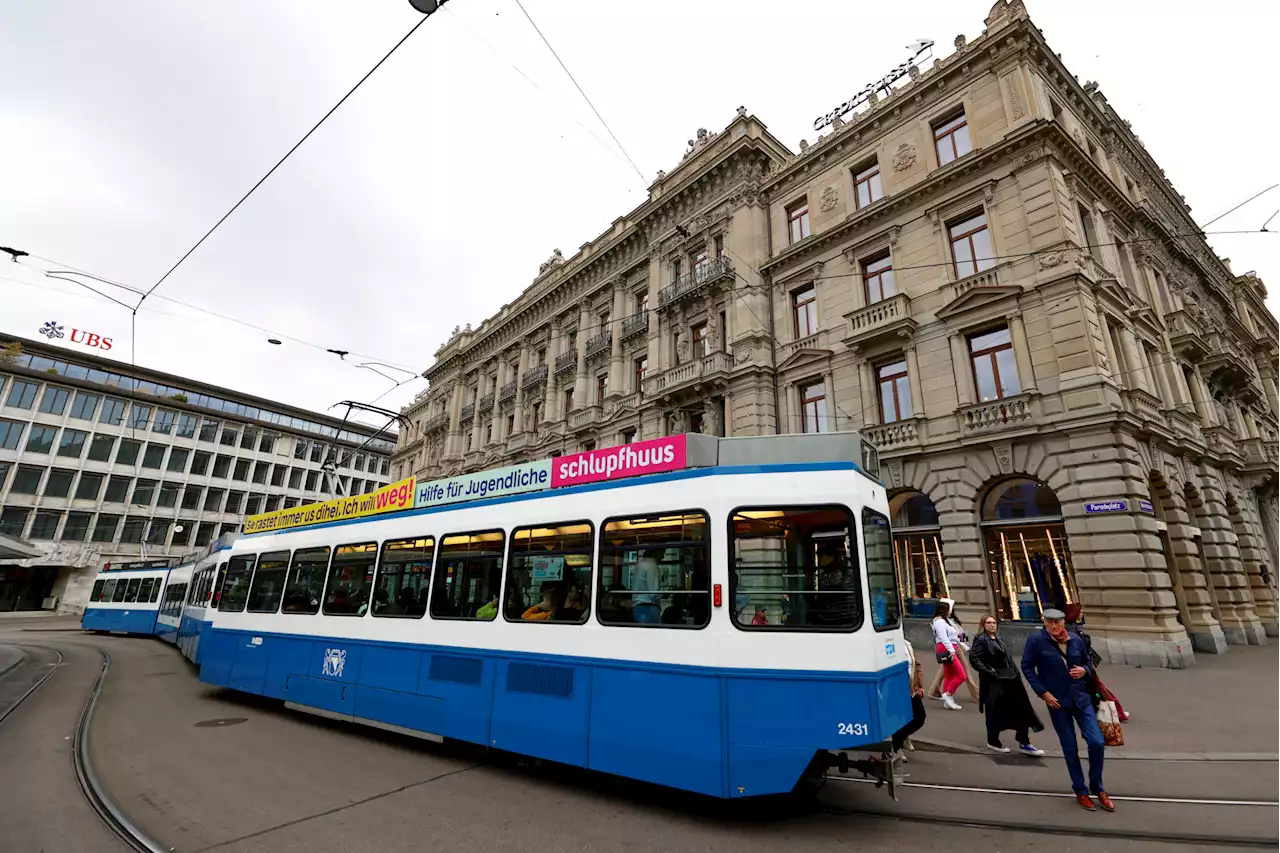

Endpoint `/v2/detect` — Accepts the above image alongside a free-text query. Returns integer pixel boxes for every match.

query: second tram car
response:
[82,565,173,634]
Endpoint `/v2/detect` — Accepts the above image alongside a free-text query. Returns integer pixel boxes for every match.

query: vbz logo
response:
[321,648,347,678]
[884,642,896,657]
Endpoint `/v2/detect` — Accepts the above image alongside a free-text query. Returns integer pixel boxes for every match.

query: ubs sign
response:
[38,320,114,351]
[812,40,934,132]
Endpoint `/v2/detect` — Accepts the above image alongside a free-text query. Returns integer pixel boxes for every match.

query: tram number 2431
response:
[837,722,869,736]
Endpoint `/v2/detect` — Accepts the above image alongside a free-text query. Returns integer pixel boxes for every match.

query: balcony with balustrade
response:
[644,350,733,397]
[864,417,925,453]
[499,381,518,404]
[555,350,578,377]
[1166,310,1209,361]
[568,405,602,431]
[604,391,642,415]
[658,258,733,307]
[521,364,548,391]
[459,403,475,423]
[1120,388,1164,424]
[585,330,612,361]
[477,393,494,414]
[842,293,916,349]
[957,392,1038,435]
[424,412,448,433]
[620,313,649,341]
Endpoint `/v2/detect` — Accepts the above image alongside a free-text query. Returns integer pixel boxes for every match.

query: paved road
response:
[1,617,1275,852]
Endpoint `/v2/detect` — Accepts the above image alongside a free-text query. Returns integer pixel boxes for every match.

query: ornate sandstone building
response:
[394,0,1279,666]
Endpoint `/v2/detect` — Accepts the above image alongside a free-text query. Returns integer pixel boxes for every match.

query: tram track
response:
[0,644,62,726]
[823,774,1280,849]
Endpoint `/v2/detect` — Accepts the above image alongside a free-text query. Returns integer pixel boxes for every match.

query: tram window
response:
[729,506,863,631]
[151,577,162,602]
[505,522,592,624]
[91,580,105,602]
[862,508,900,630]
[102,579,118,602]
[248,551,291,613]
[430,530,504,621]
[374,537,433,618]
[111,579,129,602]
[218,555,255,612]
[211,563,228,607]
[137,578,155,602]
[283,549,327,614]
[122,577,141,603]
[597,511,709,628]
[322,543,378,616]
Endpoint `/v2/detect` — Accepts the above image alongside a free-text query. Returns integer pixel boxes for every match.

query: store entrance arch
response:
[979,478,1076,621]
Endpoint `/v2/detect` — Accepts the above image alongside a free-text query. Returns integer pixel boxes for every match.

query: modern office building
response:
[392,1,1279,667]
[0,333,396,613]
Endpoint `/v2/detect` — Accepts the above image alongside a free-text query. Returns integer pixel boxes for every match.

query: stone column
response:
[904,343,925,419]
[1007,311,1037,393]
[513,345,530,434]
[1097,307,1121,384]
[574,301,591,406]
[1151,349,1176,405]
[468,373,483,453]
[1120,326,1152,395]
[949,333,975,405]
[608,282,626,398]
[1188,367,1218,427]
[856,358,877,427]
[1161,483,1227,654]
[1265,375,1279,417]
[1227,493,1279,637]
[488,358,503,444]
[445,381,464,456]
[785,382,799,434]
[646,250,664,378]
[1194,466,1265,645]
[547,320,563,424]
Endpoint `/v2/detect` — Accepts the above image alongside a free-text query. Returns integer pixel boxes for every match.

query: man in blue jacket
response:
[1020,608,1114,812]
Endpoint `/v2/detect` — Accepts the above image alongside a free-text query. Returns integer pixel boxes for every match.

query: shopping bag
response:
[1097,700,1124,747]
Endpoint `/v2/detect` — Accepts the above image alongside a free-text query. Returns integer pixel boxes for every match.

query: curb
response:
[0,647,26,680]
[909,736,1280,762]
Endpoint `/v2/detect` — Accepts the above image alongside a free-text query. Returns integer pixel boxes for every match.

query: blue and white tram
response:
[82,565,173,634]
[177,534,237,664]
[155,563,193,644]
[198,433,909,799]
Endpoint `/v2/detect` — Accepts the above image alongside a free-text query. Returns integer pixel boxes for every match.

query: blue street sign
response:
[1138,499,1154,513]
[1084,500,1128,514]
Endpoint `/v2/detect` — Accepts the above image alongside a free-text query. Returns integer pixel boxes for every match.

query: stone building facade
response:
[394,0,1279,667]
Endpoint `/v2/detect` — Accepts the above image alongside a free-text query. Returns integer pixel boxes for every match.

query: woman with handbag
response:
[970,615,1046,755]
[927,598,981,702]
[1065,603,1129,722]
[931,600,966,710]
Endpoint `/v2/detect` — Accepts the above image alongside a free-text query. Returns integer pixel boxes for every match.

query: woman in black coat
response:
[969,615,1046,755]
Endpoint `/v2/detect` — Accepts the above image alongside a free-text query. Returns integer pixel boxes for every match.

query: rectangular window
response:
[145,519,170,546]
[180,484,202,510]
[430,530,505,621]
[204,488,225,512]
[0,419,23,450]
[621,429,637,444]
[218,555,255,612]
[104,475,131,503]
[304,471,318,492]
[862,253,896,304]
[120,517,146,544]
[596,374,609,405]
[63,511,93,541]
[288,468,303,489]
[58,428,88,458]
[862,508,899,630]
[854,161,883,208]
[245,494,264,515]
[693,322,710,357]
[198,419,219,442]
[792,285,818,338]
[968,326,1021,402]
[142,443,166,469]
[190,451,210,476]
[116,439,140,466]
[195,521,216,546]
[948,211,994,279]
[282,547,330,614]
[166,447,189,473]
[132,479,156,507]
[87,434,115,462]
[248,551,291,613]
[800,381,828,434]
[38,385,71,415]
[12,465,44,494]
[634,356,648,392]
[322,542,378,615]
[123,578,142,603]
[75,472,104,501]
[597,511,709,627]
[266,495,282,511]
[233,458,250,481]
[212,455,231,478]
[224,490,244,514]
[563,387,575,412]
[353,453,366,472]
[877,360,913,423]
[787,200,811,244]
[26,424,57,454]
[153,410,176,435]
[157,481,180,509]
[128,404,151,430]
[259,433,276,454]
[98,397,126,426]
[310,443,324,464]
[0,507,29,537]
[240,427,258,451]
[1078,203,1102,263]
[70,392,100,420]
[730,506,862,630]
[91,580,105,602]
[44,468,75,498]
[934,111,971,166]
[110,577,128,602]
[29,510,61,540]
[176,413,197,438]
[373,537,434,618]
[0,462,8,490]
[91,514,120,543]
[294,439,308,459]
[5,379,38,409]
[270,465,285,487]
[504,523,591,624]
[219,426,239,447]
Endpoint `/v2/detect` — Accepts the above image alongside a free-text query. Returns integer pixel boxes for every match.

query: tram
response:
[176,534,236,664]
[81,564,173,634]
[154,562,191,644]
[195,432,909,799]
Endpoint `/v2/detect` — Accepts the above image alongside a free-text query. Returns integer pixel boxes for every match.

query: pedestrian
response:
[1020,608,1115,812]
[891,639,927,762]
[1065,603,1128,722]
[927,598,980,702]
[970,615,1045,756]
[931,600,967,710]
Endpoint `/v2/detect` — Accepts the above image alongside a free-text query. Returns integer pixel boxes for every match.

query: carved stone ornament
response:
[954,34,967,50]
[993,442,1013,475]
[705,302,721,350]
[892,142,917,172]
[736,105,747,118]
[887,460,903,489]
[700,398,722,437]
[908,65,921,81]
[538,249,565,276]
[668,408,690,435]
[1036,251,1064,270]
[819,186,839,212]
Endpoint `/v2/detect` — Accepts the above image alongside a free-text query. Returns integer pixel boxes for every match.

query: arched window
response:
[980,478,1075,621]
[889,490,948,611]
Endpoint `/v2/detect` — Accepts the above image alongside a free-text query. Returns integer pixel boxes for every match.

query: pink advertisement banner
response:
[551,434,687,488]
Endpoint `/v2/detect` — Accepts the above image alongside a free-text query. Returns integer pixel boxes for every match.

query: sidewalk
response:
[912,642,1279,759]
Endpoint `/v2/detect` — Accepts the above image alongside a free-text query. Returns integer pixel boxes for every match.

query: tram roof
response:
[241,431,880,536]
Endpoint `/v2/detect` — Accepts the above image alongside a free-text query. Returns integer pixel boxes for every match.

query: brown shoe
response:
[1095,791,1115,812]
[1076,794,1096,811]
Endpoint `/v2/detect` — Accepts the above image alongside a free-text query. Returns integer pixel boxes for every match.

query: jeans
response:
[892,696,926,750]
[1049,703,1105,796]
[633,603,660,623]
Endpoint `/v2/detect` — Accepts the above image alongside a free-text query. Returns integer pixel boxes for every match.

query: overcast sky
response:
[3,0,1277,429]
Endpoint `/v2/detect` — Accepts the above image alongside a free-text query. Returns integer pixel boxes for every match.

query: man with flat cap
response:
[1021,607,1114,812]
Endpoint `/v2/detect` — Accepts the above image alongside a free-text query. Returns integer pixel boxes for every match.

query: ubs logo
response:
[38,320,113,350]
[322,648,347,678]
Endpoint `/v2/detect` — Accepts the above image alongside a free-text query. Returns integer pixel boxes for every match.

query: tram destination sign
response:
[812,39,934,132]
[414,460,551,509]
[1084,500,1128,514]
